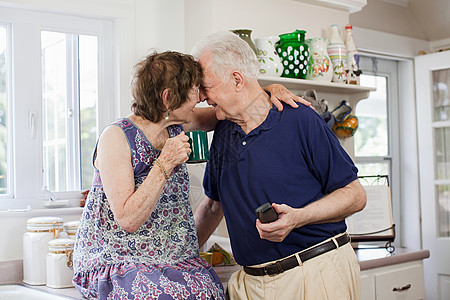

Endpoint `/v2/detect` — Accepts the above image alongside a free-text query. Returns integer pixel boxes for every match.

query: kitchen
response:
[0,0,449,299]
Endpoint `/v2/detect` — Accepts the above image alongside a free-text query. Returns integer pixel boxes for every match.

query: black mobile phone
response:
[255,202,278,223]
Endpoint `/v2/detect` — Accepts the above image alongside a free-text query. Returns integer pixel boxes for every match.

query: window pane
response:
[433,69,450,181]
[79,35,98,189]
[354,74,388,157]
[437,184,450,237]
[41,31,68,191]
[0,26,7,195]
[433,69,450,122]
[435,127,450,180]
[355,162,389,178]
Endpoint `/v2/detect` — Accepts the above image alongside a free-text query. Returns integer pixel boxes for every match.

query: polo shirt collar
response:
[231,92,282,136]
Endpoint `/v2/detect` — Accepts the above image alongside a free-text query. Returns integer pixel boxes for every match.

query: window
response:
[354,73,390,175]
[0,24,9,195]
[354,56,400,235]
[0,7,113,205]
[41,32,98,191]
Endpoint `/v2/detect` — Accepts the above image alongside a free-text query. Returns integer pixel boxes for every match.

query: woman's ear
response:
[162,88,170,110]
[231,71,244,92]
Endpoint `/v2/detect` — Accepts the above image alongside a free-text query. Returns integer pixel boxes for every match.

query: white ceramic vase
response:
[327,25,347,83]
[254,36,283,77]
[306,37,333,82]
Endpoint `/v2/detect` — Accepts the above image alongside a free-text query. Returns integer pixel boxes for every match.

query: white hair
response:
[191,31,259,82]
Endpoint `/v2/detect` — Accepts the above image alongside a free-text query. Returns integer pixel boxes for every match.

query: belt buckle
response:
[263,261,284,276]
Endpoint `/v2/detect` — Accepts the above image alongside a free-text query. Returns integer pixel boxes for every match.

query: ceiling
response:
[385,0,450,41]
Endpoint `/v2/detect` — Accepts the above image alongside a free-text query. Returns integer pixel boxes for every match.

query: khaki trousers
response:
[227,236,360,300]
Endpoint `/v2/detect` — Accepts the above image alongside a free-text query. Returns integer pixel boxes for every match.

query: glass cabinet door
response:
[416,50,450,300]
[433,69,450,237]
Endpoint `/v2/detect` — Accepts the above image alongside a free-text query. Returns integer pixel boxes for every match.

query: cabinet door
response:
[361,273,375,300]
[374,264,424,300]
[415,50,450,300]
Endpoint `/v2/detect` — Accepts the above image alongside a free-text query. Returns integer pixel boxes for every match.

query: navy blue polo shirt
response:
[203,103,358,266]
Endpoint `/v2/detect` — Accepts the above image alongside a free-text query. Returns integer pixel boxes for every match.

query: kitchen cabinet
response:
[361,261,425,300]
[358,248,429,300]
[258,75,375,158]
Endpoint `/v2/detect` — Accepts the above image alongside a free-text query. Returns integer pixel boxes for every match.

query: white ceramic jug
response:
[306,37,333,82]
[254,36,283,77]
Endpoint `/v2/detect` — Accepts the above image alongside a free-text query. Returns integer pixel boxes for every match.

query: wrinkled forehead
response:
[199,50,233,87]
[198,53,219,84]
[197,50,213,71]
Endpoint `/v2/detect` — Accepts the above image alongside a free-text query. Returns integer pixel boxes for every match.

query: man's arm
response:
[194,196,224,248]
[256,179,366,242]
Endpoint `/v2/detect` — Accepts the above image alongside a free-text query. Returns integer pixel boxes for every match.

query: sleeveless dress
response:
[73,118,225,299]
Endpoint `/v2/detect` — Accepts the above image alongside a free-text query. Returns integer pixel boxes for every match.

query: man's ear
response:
[162,88,170,110]
[231,71,244,92]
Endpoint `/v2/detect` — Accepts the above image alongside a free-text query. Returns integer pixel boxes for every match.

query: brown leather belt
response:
[243,233,350,276]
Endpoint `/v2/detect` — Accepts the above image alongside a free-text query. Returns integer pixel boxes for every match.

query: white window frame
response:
[0,21,13,199]
[0,7,114,208]
[356,55,401,246]
[41,32,84,191]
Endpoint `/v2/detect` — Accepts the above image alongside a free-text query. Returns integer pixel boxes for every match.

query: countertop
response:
[1,247,430,299]
[355,246,430,271]
[17,284,82,299]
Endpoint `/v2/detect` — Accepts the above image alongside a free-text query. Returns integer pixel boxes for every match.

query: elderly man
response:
[192,31,366,300]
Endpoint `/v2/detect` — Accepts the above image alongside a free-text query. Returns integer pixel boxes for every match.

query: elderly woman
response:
[72,51,306,299]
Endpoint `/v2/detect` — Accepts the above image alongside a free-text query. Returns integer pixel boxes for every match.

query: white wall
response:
[353,27,430,58]
[185,0,350,53]
[350,0,427,40]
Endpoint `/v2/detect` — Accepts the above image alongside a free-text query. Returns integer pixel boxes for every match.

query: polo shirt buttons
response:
[242,141,247,146]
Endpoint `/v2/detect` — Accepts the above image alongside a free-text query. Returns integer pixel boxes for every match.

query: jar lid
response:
[48,238,75,251]
[64,220,80,229]
[27,217,64,231]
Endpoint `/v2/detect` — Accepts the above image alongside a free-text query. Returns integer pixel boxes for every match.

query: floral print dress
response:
[73,118,224,299]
